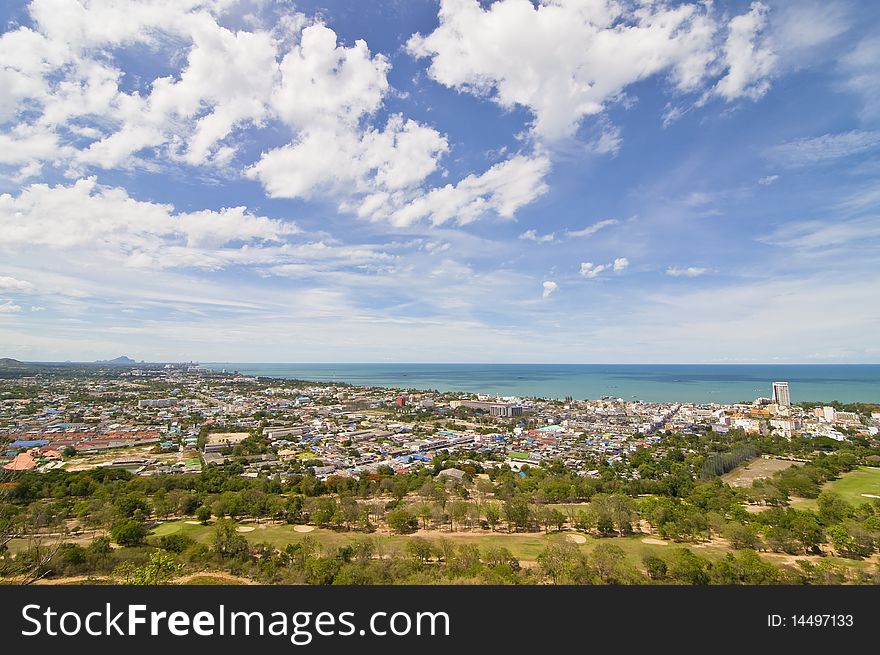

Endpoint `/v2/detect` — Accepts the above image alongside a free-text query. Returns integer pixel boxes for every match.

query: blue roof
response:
[10,439,50,448]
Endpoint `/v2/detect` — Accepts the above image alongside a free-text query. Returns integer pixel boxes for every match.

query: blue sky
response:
[0,0,878,363]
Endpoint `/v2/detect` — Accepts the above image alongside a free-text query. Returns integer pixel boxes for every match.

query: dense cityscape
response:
[2,362,876,480]
[1,359,879,586]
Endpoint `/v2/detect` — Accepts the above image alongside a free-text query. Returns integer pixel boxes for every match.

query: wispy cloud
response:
[766,130,880,167]
[565,219,619,239]
[759,216,880,250]
[666,266,707,277]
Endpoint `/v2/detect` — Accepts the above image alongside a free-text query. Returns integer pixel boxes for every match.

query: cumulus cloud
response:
[666,266,707,277]
[758,175,779,186]
[0,276,34,292]
[0,177,299,268]
[408,0,777,141]
[520,229,555,243]
[580,256,628,279]
[1,2,546,228]
[0,301,23,314]
[377,153,552,227]
[579,262,607,279]
[542,280,557,299]
[713,2,776,101]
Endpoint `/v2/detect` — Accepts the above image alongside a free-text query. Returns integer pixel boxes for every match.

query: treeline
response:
[700,444,759,480]
[8,521,879,586]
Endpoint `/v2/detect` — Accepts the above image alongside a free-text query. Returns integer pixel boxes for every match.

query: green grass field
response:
[791,466,880,510]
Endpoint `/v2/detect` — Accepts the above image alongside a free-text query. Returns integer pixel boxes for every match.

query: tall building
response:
[771,382,791,407]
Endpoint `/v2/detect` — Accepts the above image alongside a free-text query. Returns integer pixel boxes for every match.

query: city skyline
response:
[1,1,879,364]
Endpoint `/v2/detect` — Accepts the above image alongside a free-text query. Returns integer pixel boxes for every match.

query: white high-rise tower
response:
[772,382,791,407]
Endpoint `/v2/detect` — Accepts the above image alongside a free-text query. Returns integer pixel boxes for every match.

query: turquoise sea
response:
[202,364,880,404]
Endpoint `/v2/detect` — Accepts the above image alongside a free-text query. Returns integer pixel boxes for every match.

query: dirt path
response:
[173,572,257,585]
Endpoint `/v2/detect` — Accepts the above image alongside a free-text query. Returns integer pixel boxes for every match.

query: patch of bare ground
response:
[174,572,257,585]
[32,575,113,585]
[722,457,797,488]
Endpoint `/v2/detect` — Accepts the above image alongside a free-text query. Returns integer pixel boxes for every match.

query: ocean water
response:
[201,363,880,404]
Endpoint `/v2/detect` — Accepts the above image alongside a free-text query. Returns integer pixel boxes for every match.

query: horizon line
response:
[9,359,880,366]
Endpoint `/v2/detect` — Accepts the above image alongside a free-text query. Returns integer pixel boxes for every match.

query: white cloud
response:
[0,2,481,227]
[0,301,23,314]
[713,2,776,101]
[408,0,777,142]
[382,153,551,227]
[666,266,707,277]
[0,177,299,267]
[766,130,880,168]
[758,175,779,185]
[580,262,607,279]
[589,119,622,156]
[565,219,619,238]
[248,114,449,201]
[580,256,628,278]
[519,229,554,243]
[759,217,880,251]
[0,276,34,292]
[542,280,557,299]
[839,36,880,121]
[272,23,389,130]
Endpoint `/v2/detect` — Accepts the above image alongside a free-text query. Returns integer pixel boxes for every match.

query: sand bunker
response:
[641,537,668,546]
[236,526,256,533]
[184,520,202,525]
[862,494,880,499]
[293,525,315,533]
[566,534,587,544]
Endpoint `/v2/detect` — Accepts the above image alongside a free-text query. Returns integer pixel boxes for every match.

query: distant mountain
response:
[96,355,138,365]
[0,357,25,368]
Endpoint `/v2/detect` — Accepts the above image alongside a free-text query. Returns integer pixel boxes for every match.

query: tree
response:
[589,542,637,584]
[643,554,667,580]
[196,506,212,524]
[114,551,182,585]
[574,508,596,533]
[817,492,852,524]
[667,548,709,585]
[212,521,250,560]
[503,496,532,532]
[115,493,149,519]
[405,537,435,564]
[828,523,875,559]
[537,541,580,584]
[449,500,469,532]
[484,502,501,531]
[789,512,824,554]
[387,509,418,535]
[724,522,760,550]
[550,508,567,532]
[110,519,147,546]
